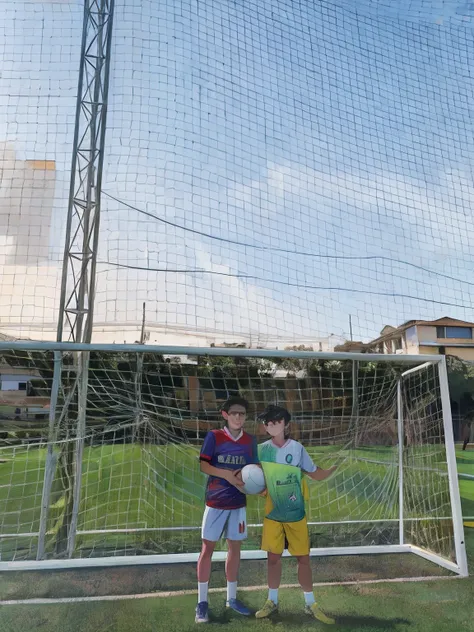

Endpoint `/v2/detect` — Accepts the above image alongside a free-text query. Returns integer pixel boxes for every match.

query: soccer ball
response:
[241,464,266,495]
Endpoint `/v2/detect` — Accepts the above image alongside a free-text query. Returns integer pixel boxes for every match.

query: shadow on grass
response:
[207,609,234,625]
[209,610,411,629]
[327,615,410,629]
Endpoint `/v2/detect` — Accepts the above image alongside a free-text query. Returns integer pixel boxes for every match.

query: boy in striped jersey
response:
[196,396,258,623]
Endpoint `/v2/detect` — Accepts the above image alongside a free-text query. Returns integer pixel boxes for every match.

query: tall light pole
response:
[44,0,116,558]
[58,0,115,344]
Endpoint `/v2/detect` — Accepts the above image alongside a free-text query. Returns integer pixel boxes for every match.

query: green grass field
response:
[0,442,462,559]
[1,447,474,631]
[1,568,473,632]
[1,528,473,632]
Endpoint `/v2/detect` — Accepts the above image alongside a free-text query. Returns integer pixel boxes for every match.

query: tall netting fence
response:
[0,346,461,573]
[1,1,474,345]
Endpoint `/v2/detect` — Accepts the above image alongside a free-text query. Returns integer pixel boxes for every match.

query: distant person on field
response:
[255,405,337,624]
[462,417,472,451]
[195,396,258,624]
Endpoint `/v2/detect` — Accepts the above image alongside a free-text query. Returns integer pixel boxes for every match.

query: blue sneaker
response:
[195,601,209,623]
[226,598,252,616]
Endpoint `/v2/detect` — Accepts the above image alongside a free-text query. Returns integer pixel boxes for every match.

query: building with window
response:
[0,364,49,420]
[367,317,474,360]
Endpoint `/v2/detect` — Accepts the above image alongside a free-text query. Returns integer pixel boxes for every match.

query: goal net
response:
[0,344,466,576]
[1,1,474,346]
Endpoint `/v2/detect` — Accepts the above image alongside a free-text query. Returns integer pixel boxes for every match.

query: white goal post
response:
[0,342,468,577]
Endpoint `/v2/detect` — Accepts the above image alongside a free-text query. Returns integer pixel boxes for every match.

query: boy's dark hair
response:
[257,404,291,425]
[221,396,249,413]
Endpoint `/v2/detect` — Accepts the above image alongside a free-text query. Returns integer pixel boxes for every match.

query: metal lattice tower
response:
[45,0,116,559]
[57,0,115,344]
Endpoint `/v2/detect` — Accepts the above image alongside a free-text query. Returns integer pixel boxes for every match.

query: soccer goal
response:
[0,342,467,577]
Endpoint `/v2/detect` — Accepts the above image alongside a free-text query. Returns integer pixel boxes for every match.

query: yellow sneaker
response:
[305,603,335,625]
[255,599,278,619]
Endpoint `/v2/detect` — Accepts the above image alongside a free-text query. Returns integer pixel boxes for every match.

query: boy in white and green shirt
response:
[256,405,337,624]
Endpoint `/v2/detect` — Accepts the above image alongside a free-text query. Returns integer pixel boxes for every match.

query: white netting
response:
[0,347,459,569]
[1,1,474,344]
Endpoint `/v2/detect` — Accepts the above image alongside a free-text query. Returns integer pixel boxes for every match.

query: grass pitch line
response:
[0,575,462,606]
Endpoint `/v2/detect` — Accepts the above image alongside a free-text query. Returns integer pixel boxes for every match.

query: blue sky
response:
[1,0,474,343]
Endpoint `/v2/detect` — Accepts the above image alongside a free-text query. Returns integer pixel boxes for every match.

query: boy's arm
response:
[300,444,336,481]
[200,460,244,488]
[306,465,337,481]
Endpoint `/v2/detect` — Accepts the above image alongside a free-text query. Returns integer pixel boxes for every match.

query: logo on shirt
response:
[217,454,246,465]
[285,454,293,464]
[276,473,298,486]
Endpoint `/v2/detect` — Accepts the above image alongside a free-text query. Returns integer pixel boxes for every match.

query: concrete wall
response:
[417,326,439,343]
[404,326,419,354]
[0,145,55,266]
[419,345,439,355]
[1,381,26,391]
[444,347,474,362]
[418,345,474,361]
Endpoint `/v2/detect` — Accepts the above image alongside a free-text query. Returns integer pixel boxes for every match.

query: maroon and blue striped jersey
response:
[200,428,258,509]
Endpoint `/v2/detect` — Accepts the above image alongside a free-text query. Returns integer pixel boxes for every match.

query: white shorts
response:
[201,506,247,542]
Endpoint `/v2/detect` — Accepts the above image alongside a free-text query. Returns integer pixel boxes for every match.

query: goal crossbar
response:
[0,340,443,364]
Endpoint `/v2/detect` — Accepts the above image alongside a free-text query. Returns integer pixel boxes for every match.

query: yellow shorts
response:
[261,516,310,557]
